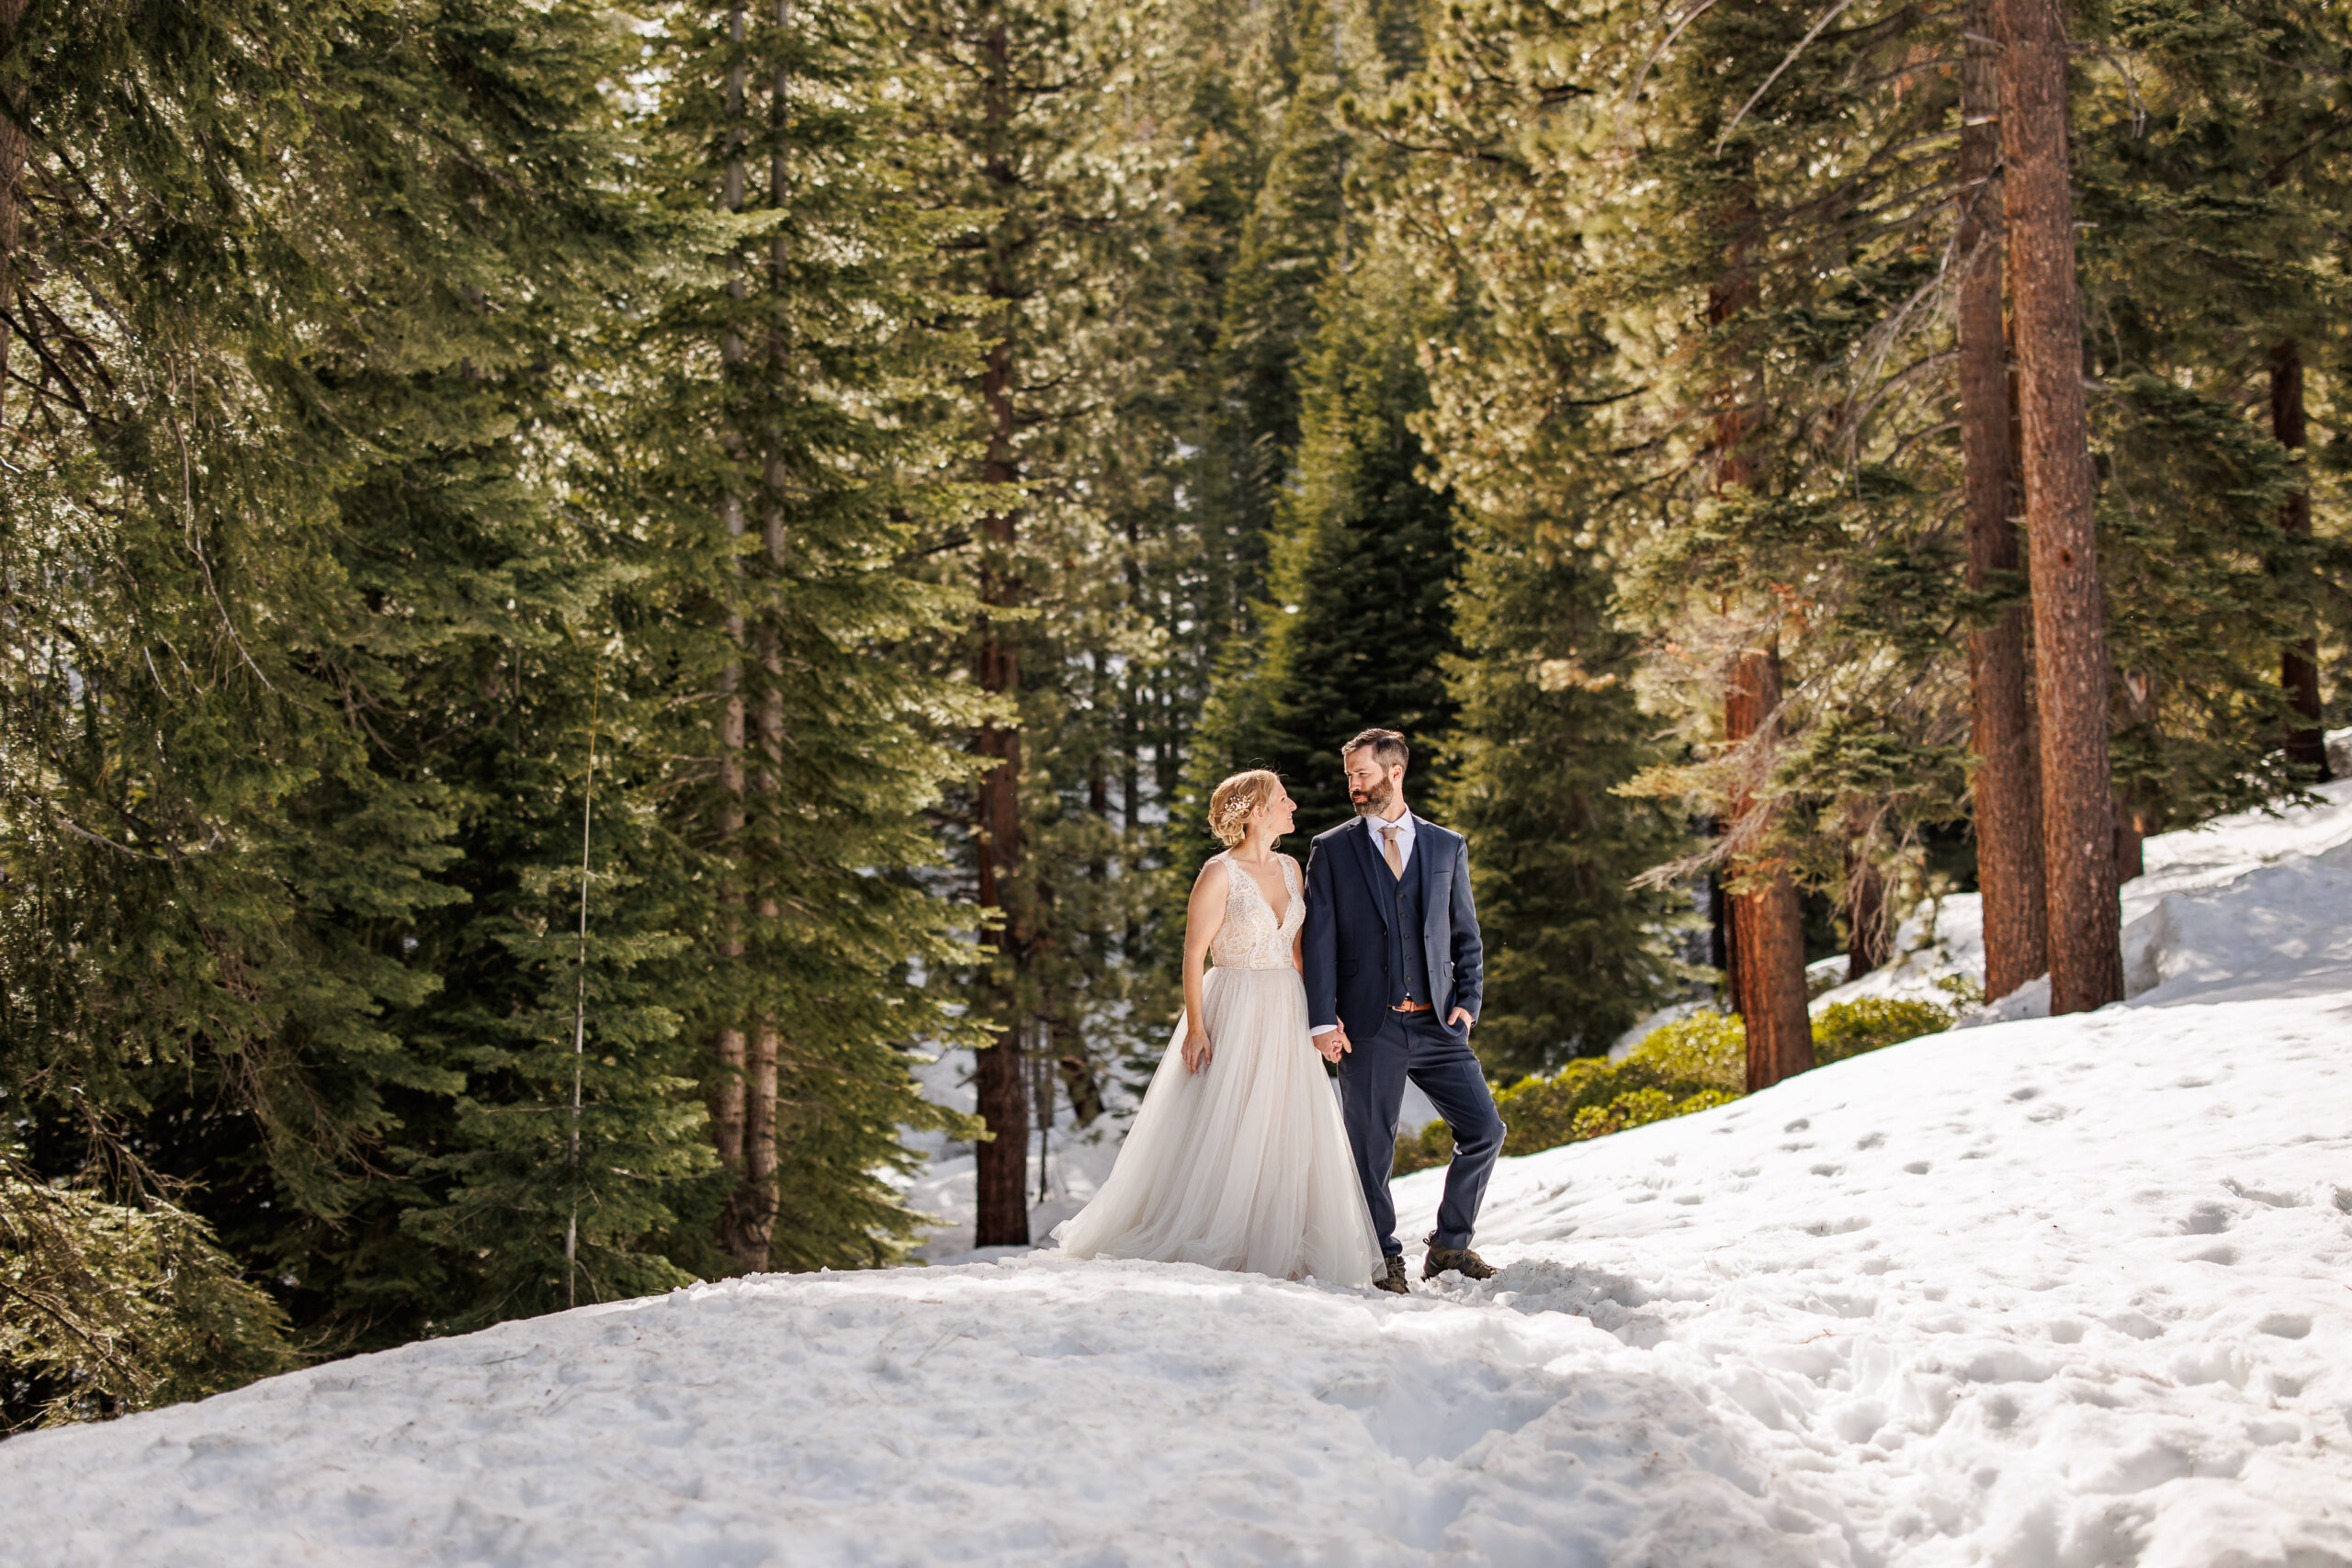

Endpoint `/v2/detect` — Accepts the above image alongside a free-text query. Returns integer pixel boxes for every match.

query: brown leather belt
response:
[1393,998,1430,1013]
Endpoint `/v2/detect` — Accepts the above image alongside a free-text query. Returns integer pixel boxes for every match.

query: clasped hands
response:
[1311,1008,1474,1066]
[1192,1009,1478,1074]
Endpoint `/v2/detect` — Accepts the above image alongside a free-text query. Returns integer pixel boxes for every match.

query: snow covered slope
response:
[1818,769,2352,1024]
[5,788,2350,1566]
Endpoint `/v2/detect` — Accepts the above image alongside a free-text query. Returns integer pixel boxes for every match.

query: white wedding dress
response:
[1055,852,1381,1285]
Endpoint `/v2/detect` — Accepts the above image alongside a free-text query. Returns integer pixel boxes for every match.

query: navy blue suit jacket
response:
[1301,812,1486,1044]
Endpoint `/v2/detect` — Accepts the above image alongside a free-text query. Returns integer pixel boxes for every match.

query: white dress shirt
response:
[1371,808,1417,873]
[1311,808,1417,1037]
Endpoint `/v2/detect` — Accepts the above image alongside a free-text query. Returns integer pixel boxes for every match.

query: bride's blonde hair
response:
[1207,769,1282,848]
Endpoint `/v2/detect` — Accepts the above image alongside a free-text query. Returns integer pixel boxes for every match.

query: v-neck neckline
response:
[1227,852,1294,926]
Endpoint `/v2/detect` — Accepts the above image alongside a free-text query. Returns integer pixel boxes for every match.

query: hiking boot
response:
[1422,1235,1498,1281]
[1372,1254,1410,1293]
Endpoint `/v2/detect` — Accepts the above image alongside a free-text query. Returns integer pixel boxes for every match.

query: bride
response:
[1055,770,1381,1285]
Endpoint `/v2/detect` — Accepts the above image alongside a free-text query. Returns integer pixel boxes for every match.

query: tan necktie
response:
[1381,821,1405,880]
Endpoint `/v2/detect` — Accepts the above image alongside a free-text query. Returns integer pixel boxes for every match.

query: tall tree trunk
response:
[970,20,1030,1248]
[2271,340,2331,780]
[720,0,797,1271]
[1999,0,2121,1014]
[971,467,1027,1245]
[710,4,752,1247]
[1724,646,1815,1091]
[0,0,28,434]
[1959,0,2049,1000]
[1709,183,1812,1088]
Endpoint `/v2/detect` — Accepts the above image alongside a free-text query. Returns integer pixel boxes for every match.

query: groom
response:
[1302,728,1505,1294]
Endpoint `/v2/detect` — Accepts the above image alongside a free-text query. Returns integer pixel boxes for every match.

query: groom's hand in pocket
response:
[1448,1008,1476,1033]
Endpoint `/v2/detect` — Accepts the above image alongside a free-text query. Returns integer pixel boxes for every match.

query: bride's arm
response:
[1181,860,1227,1073]
[1287,855,1306,975]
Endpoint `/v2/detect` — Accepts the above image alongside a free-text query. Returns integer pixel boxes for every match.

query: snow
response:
[1819,760,2352,1024]
[6,778,2352,1565]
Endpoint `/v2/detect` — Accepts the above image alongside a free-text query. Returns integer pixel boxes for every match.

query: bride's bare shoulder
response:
[1191,853,1231,891]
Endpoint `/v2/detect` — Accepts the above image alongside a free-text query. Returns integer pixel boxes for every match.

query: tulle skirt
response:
[1054,965,1381,1286]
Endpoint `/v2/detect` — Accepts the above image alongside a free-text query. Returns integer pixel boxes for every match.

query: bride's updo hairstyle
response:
[1207,769,1282,848]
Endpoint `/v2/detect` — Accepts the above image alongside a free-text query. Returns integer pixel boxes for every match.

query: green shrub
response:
[1811,997,1954,1064]
[1618,1010,1747,1093]
[1391,1119,1455,1176]
[1393,1010,1745,1174]
[1567,1085,1741,1141]
[1392,999,1952,1174]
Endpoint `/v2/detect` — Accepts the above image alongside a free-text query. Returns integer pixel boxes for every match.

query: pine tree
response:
[1440,523,1687,1077]
[1207,24,1353,628]
[1187,244,1463,840]
[396,640,711,1323]
[899,0,1157,1247]
[2068,0,2350,831]
[1384,0,1981,1081]
[639,0,988,1272]
[1957,0,2048,1001]
[2002,0,2123,1013]
[0,0,651,1349]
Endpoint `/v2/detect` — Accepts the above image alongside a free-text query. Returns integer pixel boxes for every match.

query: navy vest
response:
[1388,850,1432,1007]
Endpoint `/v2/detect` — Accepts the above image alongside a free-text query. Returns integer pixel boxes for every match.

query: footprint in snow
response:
[2221,1177,2306,1207]
[2178,1201,2234,1235]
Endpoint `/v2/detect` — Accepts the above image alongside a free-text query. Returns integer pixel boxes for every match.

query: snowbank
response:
[6,782,2351,1565]
[1818,770,2352,1023]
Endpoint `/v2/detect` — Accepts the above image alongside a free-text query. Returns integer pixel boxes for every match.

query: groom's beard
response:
[1351,779,1393,817]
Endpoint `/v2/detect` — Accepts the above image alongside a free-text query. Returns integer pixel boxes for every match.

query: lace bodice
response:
[1208,852,1302,970]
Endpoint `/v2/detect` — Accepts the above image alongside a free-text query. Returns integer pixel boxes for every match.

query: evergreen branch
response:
[1624,0,1726,138]
[1353,123,1526,172]
[2,303,95,416]
[50,815,175,863]
[1718,0,1865,155]
[0,1273,150,1393]
[2073,45,2148,134]
[2263,111,2352,186]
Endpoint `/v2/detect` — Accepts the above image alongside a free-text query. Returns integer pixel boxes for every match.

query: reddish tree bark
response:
[2271,340,2331,780]
[1958,0,2048,1000]
[971,524,1028,1246]
[1725,648,1815,1092]
[1999,0,2122,1013]
[1708,182,1813,1089]
[969,17,1031,1247]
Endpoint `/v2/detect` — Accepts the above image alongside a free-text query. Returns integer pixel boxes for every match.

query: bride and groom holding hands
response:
[1057,728,1506,1293]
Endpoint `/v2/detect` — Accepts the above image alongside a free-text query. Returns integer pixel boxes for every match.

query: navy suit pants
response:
[1338,1007,1505,1256]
